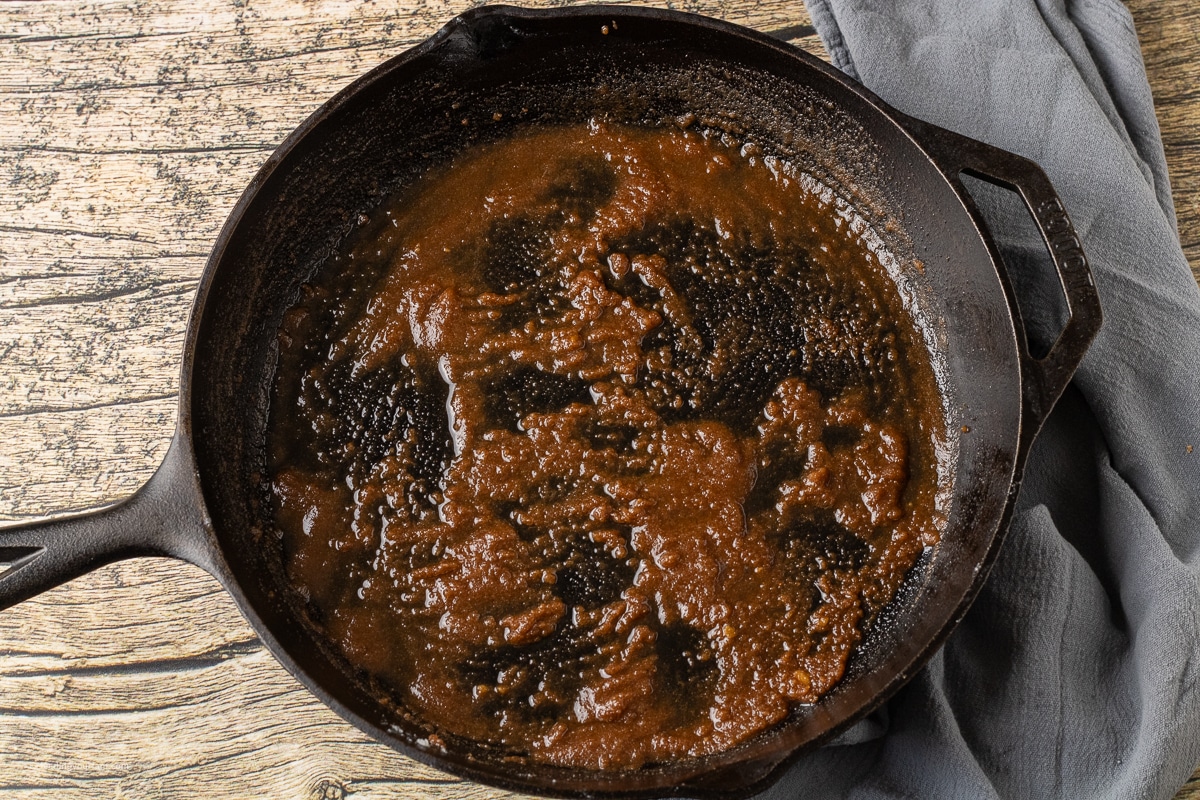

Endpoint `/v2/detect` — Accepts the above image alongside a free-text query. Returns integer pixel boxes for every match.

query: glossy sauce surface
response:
[268,122,946,770]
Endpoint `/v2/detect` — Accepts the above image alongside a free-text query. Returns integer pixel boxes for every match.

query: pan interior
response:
[187,8,1022,794]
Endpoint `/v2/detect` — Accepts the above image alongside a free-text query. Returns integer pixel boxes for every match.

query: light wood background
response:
[0,0,1196,797]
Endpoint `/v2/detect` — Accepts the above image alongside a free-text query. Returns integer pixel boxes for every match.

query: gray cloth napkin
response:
[758,1,1200,798]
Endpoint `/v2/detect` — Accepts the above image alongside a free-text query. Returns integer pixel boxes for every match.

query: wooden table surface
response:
[0,0,1196,797]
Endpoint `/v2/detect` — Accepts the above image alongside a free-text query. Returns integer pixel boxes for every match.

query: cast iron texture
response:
[0,6,1101,798]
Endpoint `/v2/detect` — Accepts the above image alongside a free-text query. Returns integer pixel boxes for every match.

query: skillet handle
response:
[905,119,1103,445]
[0,434,217,611]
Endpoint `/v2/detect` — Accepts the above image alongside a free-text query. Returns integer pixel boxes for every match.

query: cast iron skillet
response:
[0,6,1101,798]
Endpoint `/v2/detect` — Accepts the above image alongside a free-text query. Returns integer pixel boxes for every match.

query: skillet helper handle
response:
[908,120,1103,433]
[0,434,215,611]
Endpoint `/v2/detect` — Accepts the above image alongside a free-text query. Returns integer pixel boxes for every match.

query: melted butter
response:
[268,121,947,770]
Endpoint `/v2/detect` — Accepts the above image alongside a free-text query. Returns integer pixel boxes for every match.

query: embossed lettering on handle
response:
[1036,198,1088,275]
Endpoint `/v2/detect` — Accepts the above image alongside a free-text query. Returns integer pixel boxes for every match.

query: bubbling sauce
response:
[268,122,947,770]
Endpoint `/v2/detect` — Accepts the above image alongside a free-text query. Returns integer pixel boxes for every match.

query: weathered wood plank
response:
[0,558,497,798]
[1180,771,1200,800]
[0,398,175,514]
[0,0,1194,797]
[1125,0,1200,285]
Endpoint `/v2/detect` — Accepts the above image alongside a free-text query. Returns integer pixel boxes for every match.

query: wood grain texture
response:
[0,0,1194,798]
[1100,7,1200,794]
[1126,0,1200,287]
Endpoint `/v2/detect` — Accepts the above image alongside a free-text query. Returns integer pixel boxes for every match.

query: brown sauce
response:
[268,121,947,770]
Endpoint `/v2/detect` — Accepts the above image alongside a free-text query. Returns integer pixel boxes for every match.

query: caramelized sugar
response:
[268,122,946,770]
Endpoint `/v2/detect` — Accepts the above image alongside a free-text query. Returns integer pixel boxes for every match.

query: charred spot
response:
[293,359,451,501]
[404,366,457,490]
[458,623,600,728]
[542,156,617,222]
[478,214,572,327]
[744,439,812,518]
[778,511,870,576]
[483,366,592,432]
[557,563,629,610]
[653,622,718,722]
[499,508,635,609]
[605,216,902,431]
[555,529,636,609]
[609,218,814,433]
[602,260,663,312]
[822,424,861,451]
[480,215,559,294]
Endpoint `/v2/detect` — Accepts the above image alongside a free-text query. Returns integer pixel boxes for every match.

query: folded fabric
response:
[755,1,1200,797]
